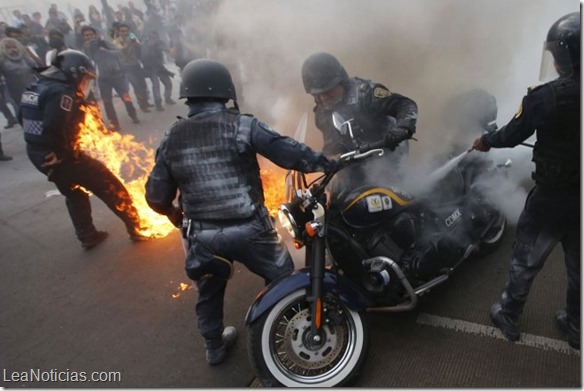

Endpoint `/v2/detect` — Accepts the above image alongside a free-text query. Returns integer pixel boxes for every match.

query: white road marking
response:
[417,312,580,357]
[45,190,61,198]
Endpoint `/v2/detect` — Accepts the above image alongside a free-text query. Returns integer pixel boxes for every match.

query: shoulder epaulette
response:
[527,84,545,93]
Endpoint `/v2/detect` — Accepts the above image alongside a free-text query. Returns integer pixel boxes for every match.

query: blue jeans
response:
[186,208,294,341]
[98,74,137,128]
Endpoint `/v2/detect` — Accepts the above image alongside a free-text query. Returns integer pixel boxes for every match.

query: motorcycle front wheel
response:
[248,288,369,387]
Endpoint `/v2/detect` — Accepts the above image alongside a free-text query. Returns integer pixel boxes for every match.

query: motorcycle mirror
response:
[332,111,354,138]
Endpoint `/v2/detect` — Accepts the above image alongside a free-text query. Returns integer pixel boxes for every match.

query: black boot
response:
[205,326,238,366]
[4,119,17,129]
[0,137,12,161]
[80,230,109,250]
[490,303,520,341]
[555,310,580,350]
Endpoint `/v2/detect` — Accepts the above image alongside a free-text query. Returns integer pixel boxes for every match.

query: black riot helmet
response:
[179,59,237,101]
[52,49,96,97]
[540,12,581,78]
[301,52,349,95]
[53,49,96,84]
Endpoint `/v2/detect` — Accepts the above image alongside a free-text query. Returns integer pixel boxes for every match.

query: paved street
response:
[0,96,580,388]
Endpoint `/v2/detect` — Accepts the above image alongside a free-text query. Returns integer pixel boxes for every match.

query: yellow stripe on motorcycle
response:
[343,187,411,212]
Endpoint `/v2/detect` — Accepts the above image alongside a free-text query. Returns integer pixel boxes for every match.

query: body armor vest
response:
[21,78,80,152]
[166,110,263,220]
[532,77,580,190]
[21,81,52,146]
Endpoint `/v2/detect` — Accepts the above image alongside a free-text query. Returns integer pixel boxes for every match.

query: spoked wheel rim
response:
[261,290,365,387]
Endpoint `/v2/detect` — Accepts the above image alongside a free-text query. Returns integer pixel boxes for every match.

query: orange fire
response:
[171,282,192,299]
[260,166,287,216]
[76,104,175,238]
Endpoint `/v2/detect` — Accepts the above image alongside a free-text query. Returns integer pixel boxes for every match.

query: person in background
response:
[113,23,152,113]
[5,26,45,66]
[141,29,174,111]
[0,38,39,105]
[473,12,581,350]
[88,5,104,35]
[81,25,140,131]
[45,29,68,66]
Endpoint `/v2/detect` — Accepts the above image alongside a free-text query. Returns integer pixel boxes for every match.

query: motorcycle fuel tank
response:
[339,186,414,229]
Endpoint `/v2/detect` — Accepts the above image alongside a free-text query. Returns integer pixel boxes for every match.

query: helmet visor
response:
[540,41,574,80]
[78,74,95,99]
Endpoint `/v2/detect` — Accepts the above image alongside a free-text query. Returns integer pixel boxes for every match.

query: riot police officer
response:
[472,12,580,349]
[145,59,337,365]
[301,52,418,185]
[20,49,150,249]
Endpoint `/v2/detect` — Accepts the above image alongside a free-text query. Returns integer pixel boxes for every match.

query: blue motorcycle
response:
[245,112,508,387]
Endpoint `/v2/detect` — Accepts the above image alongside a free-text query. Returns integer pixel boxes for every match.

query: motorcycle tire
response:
[476,213,506,256]
[247,288,369,387]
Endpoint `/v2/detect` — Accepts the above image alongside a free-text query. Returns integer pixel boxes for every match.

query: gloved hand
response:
[168,207,184,228]
[472,136,491,152]
[385,127,411,151]
[41,151,63,168]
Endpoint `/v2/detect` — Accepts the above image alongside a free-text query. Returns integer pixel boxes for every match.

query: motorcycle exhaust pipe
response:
[363,256,419,313]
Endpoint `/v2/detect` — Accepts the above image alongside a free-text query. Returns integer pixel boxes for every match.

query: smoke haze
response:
[1,0,579,221]
[187,0,577,223]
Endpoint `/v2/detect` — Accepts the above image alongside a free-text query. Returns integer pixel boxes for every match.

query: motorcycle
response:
[245,112,509,387]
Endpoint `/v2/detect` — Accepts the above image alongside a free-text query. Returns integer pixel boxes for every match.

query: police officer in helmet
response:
[145,59,337,365]
[473,12,580,349]
[20,49,151,249]
[301,52,418,185]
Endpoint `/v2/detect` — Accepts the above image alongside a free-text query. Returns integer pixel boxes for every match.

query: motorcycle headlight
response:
[278,202,311,240]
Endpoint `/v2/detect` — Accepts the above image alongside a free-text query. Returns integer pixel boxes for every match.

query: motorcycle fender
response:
[245,268,373,325]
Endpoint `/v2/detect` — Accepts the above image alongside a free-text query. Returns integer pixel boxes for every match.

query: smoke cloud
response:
[183,0,576,224]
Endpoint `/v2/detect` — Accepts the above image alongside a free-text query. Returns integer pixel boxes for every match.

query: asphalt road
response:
[0,91,580,388]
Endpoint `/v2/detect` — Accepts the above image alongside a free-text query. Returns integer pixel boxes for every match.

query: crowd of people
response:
[0,0,212,159]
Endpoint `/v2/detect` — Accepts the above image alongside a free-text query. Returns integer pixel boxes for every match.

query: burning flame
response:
[75,104,175,238]
[260,167,287,216]
[171,282,193,299]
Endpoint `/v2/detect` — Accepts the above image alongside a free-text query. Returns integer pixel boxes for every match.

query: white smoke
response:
[188,0,577,224]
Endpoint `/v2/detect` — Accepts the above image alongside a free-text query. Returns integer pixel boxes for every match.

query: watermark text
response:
[3,368,122,384]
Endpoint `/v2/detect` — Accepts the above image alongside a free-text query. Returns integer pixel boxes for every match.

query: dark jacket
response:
[483,74,580,191]
[314,77,418,156]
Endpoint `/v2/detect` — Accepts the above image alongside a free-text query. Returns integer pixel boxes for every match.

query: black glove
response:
[168,207,184,228]
[385,127,411,151]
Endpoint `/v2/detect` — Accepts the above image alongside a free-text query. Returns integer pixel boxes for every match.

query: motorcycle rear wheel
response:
[477,213,506,256]
[248,288,369,387]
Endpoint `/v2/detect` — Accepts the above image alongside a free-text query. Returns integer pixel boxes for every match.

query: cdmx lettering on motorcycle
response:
[245,111,509,387]
[444,208,462,227]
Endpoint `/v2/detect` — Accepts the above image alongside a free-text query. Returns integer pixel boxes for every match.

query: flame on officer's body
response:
[75,103,175,238]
